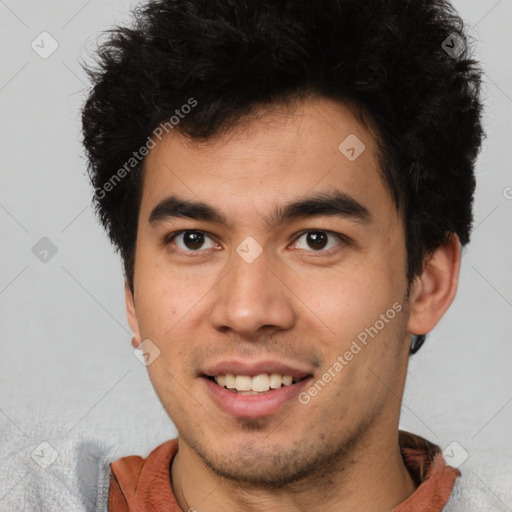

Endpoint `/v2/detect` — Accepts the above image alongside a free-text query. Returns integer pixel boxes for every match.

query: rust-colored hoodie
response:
[108,430,460,511]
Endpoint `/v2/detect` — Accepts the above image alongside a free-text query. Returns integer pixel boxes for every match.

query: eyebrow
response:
[148,190,372,230]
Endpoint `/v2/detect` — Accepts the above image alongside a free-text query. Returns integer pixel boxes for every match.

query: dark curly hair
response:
[81,0,485,354]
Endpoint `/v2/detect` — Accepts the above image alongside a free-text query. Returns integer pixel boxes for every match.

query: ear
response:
[125,280,141,349]
[407,233,462,336]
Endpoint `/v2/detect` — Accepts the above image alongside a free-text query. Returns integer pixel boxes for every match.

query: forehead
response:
[138,96,393,228]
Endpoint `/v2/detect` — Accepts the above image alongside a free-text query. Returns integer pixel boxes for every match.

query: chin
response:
[189,431,345,489]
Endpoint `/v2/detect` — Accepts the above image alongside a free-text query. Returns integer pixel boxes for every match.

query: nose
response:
[208,248,296,338]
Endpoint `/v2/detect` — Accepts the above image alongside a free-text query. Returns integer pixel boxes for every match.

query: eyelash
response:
[162,229,347,257]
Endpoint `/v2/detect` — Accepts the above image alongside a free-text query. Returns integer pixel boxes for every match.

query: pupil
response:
[307,231,327,250]
[184,231,204,250]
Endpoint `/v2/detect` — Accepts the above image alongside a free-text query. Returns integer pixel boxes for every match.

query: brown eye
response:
[292,230,344,253]
[165,230,217,253]
[181,231,205,250]
[306,232,328,250]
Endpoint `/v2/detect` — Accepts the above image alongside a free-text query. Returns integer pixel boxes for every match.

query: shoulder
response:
[443,456,512,511]
[0,437,115,512]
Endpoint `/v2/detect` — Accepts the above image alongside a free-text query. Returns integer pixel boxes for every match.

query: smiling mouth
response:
[205,373,310,395]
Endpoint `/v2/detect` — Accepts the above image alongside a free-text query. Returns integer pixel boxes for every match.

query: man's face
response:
[127,96,412,485]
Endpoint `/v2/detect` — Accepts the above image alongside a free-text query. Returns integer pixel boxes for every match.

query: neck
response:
[171,426,417,512]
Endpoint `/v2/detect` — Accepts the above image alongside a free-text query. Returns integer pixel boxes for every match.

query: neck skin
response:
[170,398,417,512]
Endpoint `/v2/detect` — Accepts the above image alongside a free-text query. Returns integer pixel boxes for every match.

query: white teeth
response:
[213,373,296,392]
[269,373,284,389]
[282,375,293,386]
[224,374,236,389]
[235,375,252,391]
[251,374,270,392]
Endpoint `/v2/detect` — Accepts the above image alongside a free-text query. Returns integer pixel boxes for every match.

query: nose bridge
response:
[209,243,295,335]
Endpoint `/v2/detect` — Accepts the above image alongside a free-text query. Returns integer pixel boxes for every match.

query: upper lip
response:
[201,359,313,380]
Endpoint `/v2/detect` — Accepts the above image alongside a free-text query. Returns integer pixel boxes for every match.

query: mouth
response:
[204,373,310,395]
[200,370,314,418]
[199,359,315,417]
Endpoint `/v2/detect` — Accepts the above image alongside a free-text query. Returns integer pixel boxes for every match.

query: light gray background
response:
[1,0,511,507]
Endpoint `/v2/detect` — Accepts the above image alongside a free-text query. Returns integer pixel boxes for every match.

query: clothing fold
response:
[108,430,461,511]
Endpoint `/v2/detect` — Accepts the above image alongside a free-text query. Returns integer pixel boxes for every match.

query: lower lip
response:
[201,377,312,418]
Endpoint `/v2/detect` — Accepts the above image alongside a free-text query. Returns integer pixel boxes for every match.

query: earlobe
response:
[407,233,462,336]
[125,280,141,348]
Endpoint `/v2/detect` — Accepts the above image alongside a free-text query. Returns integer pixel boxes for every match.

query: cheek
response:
[134,250,201,335]
[146,364,190,425]
[289,263,402,341]
[292,264,407,393]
